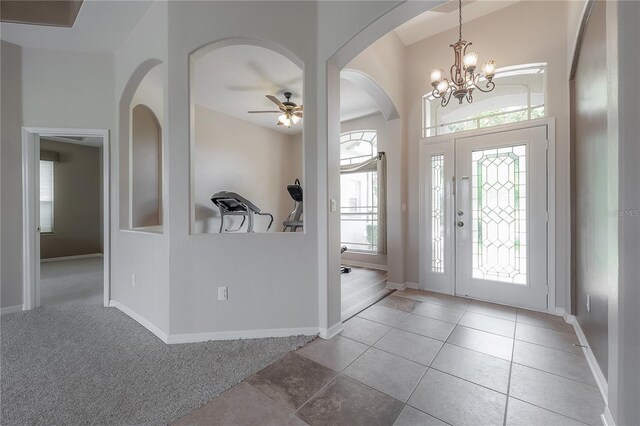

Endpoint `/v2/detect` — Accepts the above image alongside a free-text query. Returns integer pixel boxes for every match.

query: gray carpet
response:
[1,258,314,425]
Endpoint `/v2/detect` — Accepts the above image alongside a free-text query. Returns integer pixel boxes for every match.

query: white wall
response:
[0,42,114,309]
[112,1,170,333]
[193,105,302,234]
[404,0,572,310]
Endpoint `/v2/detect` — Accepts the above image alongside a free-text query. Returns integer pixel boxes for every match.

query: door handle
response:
[457,221,464,227]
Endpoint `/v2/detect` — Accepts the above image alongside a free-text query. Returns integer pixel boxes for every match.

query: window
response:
[423,63,546,137]
[40,160,54,233]
[340,130,379,253]
[431,154,444,273]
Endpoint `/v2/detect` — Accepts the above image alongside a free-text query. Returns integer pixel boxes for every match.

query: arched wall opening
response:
[118,60,165,233]
[131,104,162,228]
[189,39,304,234]
[321,1,444,334]
[338,68,404,319]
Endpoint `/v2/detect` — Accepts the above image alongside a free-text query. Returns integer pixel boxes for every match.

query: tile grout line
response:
[502,322,518,426]
[402,327,453,426]
[507,395,591,426]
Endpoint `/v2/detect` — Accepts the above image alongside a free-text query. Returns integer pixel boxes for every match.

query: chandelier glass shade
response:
[429,0,497,107]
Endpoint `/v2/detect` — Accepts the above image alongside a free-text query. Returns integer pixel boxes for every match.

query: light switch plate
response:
[218,286,228,301]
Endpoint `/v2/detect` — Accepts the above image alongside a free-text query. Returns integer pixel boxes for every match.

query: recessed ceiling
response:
[193,45,303,135]
[1,0,83,27]
[340,78,380,122]
[0,0,153,52]
[393,0,521,46]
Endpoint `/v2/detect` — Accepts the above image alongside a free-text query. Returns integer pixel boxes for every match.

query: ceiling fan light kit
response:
[247,91,303,128]
[429,0,496,107]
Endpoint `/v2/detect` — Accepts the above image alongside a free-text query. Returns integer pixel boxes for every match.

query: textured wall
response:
[1,41,24,308]
[572,0,609,379]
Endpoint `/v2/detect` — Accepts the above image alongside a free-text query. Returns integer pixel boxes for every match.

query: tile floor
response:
[173,289,604,426]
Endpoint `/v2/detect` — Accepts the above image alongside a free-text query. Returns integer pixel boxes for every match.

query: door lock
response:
[457,211,464,216]
[457,221,464,227]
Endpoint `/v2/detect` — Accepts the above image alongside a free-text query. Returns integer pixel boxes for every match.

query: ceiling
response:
[193,45,304,135]
[393,0,521,46]
[340,78,380,122]
[0,0,153,52]
[1,0,84,27]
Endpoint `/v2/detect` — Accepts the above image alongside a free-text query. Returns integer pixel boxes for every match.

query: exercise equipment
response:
[341,246,352,274]
[211,191,274,233]
[283,179,303,232]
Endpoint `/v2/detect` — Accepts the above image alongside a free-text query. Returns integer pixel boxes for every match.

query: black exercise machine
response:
[211,191,274,233]
[283,179,303,232]
[341,246,351,274]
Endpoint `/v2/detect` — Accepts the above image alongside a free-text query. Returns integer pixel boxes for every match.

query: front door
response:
[421,124,549,311]
[455,126,548,309]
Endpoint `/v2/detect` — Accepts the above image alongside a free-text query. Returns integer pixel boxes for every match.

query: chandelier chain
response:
[458,0,462,42]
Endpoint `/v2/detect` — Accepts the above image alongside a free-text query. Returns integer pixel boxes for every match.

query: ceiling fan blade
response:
[293,111,303,118]
[247,110,281,113]
[266,95,285,109]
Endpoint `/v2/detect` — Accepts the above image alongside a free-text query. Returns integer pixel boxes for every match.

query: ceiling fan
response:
[248,91,303,127]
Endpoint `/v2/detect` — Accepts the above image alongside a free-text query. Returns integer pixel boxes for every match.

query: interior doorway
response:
[420,120,555,311]
[21,128,110,310]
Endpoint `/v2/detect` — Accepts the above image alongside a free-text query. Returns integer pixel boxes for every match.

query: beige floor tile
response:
[394,405,448,426]
[446,325,514,360]
[515,322,582,354]
[344,348,427,402]
[374,328,443,365]
[408,369,506,426]
[513,340,596,385]
[466,299,517,321]
[506,398,587,426]
[458,311,516,338]
[357,305,410,327]
[431,343,511,393]
[340,316,391,346]
[509,364,604,425]
[396,314,456,341]
[296,335,368,371]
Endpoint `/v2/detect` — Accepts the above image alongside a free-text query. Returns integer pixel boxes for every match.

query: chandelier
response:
[429,0,497,106]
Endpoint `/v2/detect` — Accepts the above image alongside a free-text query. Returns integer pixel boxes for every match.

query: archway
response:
[320,1,441,336]
[188,38,304,234]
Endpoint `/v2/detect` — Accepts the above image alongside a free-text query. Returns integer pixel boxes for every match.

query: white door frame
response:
[419,117,556,313]
[21,127,111,309]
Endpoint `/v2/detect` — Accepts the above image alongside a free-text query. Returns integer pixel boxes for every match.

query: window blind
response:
[40,160,54,233]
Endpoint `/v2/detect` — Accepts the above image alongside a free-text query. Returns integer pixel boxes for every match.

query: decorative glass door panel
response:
[471,145,527,284]
[455,126,548,310]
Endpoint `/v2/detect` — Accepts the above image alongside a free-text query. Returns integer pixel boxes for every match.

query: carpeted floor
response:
[0,258,314,425]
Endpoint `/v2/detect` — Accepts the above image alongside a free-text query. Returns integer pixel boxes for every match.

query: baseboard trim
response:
[0,305,23,315]
[601,405,615,426]
[108,300,169,343]
[41,253,103,263]
[341,260,388,271]
[167,327,319,344]
[386,281,407,290]
[405,281,420,289]
[319,322,343,339]
[563,312,608,402]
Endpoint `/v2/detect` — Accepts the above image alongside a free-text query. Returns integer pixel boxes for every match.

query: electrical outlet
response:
[218,286,228,301]
[586,293,591,312]
[131,273,136,288]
